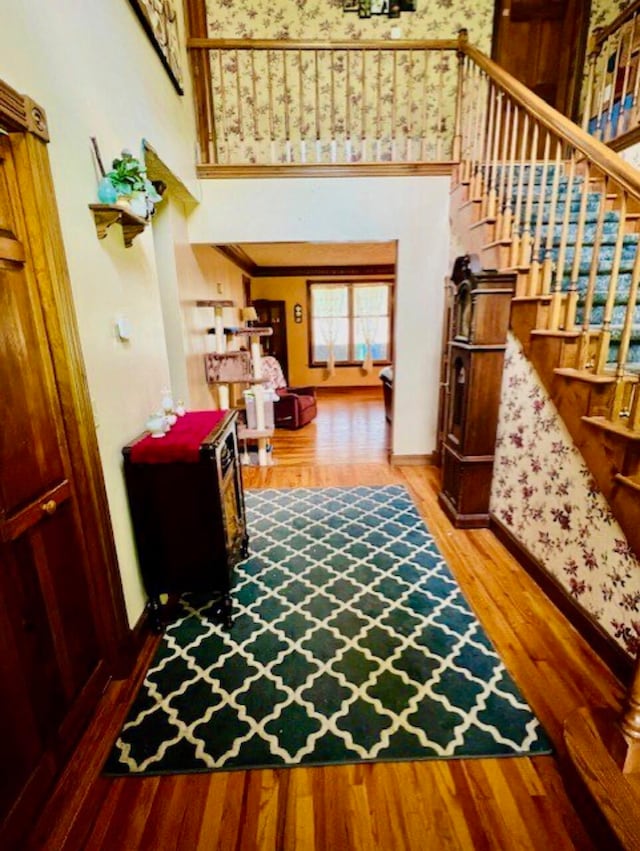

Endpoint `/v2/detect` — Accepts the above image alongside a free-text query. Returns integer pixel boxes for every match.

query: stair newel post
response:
[509,112,529,270]
[484,89,503,220]
[549,151,576,330]
[518,121,539,269]
[500,102,518,243]
[452,29,468,165]
[617,654,640,773]
[578,176,609,370]
[581,33,600,133]
[527,130,551,296]
[249,332,268,467]
[564,159,590,331]
[596,191,627,375]
[541,139,563,298]
[494,97,512,237]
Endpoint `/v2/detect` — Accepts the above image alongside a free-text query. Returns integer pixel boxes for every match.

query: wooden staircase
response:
[451,158,640,565]
[452,39,640,848]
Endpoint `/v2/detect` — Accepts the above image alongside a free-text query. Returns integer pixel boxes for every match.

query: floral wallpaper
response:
[589,0,631,34]
[203,0,495,164]
[491,334,640,658]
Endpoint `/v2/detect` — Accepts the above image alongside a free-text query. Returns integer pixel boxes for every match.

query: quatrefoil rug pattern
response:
[105,485,551,775]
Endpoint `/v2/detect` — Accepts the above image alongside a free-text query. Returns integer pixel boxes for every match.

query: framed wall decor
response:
[128,0,184,95]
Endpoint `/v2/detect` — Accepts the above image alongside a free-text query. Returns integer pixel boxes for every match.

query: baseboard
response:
[314,385,382,395]
[390,453,438,466]
[489,513,633,685]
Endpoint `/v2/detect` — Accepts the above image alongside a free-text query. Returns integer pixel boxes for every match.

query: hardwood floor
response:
[27,390,625,850]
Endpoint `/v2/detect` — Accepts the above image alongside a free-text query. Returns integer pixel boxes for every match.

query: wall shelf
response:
[89,204,148,248]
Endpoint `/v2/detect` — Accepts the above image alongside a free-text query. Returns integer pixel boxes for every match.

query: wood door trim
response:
[2,82,133,675]
[0,79,48,141]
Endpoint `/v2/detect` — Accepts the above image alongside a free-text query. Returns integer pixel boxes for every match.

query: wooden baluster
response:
[484,88,503,220]
[596,191,627,374]
[478,81,496,205]
[501,103,519,243]
[628,373,640,431]
[565,162,591,331]
[578,176,609,369]
[298,49,305,162]
[509,112,529,269]
[377,49,383,162]
[619,15,636,136]
[527,130,551,295]
[361,49,367,161]
[235,49,244,156]
[391,50,398,161]
[470,71,489,198]
[612,228,640,422]
[618,656,640,769]
[407,50,415,162]
[315,50,321,162]
[582,35,600,133]
[330,48,336,162]
[541,139,563,296]
[605,34,623,142]
[495,97,512,237]
[251,51,259,143]
[267,50,276,163]
[421,49,430,162]
[631,30,640,128]
[460,59,475,183]
[345,51,352,162]
[452,45,465,163]
[518,121,539,269]
[594,40,609,141]
[218,50,230,164]
[549,151,576,329]
[435,51,446,161]
[282,50,291,162]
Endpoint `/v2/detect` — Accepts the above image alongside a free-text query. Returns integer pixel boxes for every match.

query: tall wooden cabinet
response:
[0,83,130,847]
[438,256,515,528]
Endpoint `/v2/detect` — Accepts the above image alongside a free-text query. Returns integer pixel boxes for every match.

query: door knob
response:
[41,499,57,515]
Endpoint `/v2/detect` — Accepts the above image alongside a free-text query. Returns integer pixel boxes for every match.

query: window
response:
[308,281,392,366]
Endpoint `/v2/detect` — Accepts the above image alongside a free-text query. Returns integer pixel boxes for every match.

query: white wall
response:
[1,1,198,625]
[188,177,450,457]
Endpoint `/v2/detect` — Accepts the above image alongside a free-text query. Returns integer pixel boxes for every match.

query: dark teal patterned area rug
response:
[105,485,551,776]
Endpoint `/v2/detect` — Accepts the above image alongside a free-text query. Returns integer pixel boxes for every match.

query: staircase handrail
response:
[461,42,640,203]
[187,37,460,52]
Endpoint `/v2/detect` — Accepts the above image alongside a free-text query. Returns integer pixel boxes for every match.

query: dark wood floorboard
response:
[27,390,624,850]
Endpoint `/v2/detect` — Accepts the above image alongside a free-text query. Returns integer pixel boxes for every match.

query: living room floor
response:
[266,386,390,469]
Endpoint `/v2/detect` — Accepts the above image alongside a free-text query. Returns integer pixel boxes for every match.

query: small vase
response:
[97,177,117,205]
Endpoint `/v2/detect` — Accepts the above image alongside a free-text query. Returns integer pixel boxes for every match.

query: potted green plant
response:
[107,149,149,216]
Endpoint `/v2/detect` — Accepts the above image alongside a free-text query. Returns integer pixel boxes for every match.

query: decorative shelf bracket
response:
[89,204,148,248]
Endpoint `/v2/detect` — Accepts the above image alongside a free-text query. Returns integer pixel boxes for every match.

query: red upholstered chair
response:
[261,356,318,430]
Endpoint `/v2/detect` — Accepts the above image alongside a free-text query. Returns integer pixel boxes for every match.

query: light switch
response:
[115,315,131,341]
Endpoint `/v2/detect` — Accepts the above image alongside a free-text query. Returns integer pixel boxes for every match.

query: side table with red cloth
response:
[122,410,248,630]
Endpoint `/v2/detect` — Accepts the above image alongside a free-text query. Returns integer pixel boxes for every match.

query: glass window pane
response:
[355,315,389,361]
[312,317,349,361]
[312,286,348,317]
[354,285,388,317]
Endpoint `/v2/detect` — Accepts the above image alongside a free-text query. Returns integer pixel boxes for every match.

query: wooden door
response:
[492,0,591,120]
[252,299,289,383]
[0,84,130,847]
